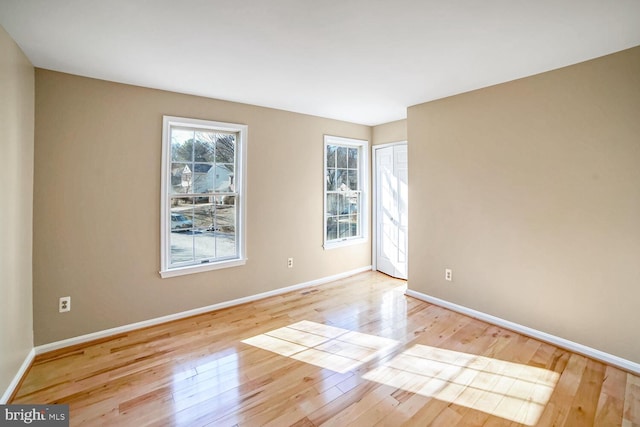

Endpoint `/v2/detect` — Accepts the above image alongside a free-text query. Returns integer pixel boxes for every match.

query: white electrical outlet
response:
[287,257,294,268]
[59,296,71,312]
[445,269,452,281]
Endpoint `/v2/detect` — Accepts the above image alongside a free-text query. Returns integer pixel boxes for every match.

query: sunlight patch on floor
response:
[171,352,241,425]
[242,320,399,373]
[362,344,559,425]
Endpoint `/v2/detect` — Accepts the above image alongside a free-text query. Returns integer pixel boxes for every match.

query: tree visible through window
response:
[161,116,247,277]
[324,135,368,248]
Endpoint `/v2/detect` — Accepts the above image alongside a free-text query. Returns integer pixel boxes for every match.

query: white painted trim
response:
[323,237,368,250]
[372,146,378,272]
[159,258,247,278]
[405,289,640,375]
[372,141,407,150]
[1,348,35,403]
[35,266,372,355]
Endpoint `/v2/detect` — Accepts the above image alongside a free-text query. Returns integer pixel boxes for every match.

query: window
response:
[160,116,247,277]
[324,135,368,249]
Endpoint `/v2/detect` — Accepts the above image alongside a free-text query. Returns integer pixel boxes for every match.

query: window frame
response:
[323,135,369,250]
[160,116,247,278]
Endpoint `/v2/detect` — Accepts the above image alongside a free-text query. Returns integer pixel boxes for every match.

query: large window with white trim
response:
[324,135,368,249]
[160,116,247,277]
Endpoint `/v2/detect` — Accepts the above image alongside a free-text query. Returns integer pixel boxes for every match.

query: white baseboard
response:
[1,348,35,404]
[405,289,640,375]
[35,266,372,355]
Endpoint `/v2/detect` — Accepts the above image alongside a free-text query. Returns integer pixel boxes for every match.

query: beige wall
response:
[33,70,371,345]
[408,46,640,363]
[372,119,407,146]
[0,26,34,397]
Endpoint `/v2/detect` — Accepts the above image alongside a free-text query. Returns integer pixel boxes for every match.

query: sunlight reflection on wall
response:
[362,345,559,425]
[242,320,399,373]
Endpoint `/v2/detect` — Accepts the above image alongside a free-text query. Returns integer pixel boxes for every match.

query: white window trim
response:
[160,116,247,278]
[323,135,369,250]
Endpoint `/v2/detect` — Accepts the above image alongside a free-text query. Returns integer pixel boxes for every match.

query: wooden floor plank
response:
[9,271,638,426]
[624,373,640,426]
[563,358,607,426]
[594,365,626,426]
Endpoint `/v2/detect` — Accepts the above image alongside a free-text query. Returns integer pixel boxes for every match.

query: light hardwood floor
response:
[11,272,640,426]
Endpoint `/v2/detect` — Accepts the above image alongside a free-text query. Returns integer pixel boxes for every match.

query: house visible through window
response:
[324,135,368,249]
[160,116,247,277]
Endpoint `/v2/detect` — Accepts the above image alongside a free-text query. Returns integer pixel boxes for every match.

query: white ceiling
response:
[1,1,639,126]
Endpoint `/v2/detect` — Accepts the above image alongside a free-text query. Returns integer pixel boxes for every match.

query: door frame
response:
[372,141,408,275]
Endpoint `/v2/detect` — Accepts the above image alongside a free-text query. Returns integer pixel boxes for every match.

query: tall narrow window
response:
[161,116,247,277]
[324,135,368,249]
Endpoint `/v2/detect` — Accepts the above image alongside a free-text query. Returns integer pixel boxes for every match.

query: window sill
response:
[323,238,367,250]
[160,258,247,278]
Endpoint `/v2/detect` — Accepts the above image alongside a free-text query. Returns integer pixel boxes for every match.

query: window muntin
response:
[324,135,368,248]
[161,117,246,277]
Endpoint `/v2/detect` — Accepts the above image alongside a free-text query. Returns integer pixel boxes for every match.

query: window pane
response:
[194,131,216,162]
[216,228,236,258]
[349,214,359,237]
[194,232,216,260]
[326,216,337,240]
[215,164,234,192]
[171,129,195,162]
[193,198,218,262]
[171,163,192,194]
[326,145,336,168]
[337,146,348,168]
[348,147,358,169]
[338,193,349,215]
[215,195,236,258]
[215,195,236,226]
[171,232,195,264]
[337,169,348,190]
[327,168,337,191]
[171,196,194,212]
[338,217,350,238]
[194,204,215,231]
[216,134,236,163]
[170,202,194,231]
[170,199,194,264]
[192,163,214,194]
[327,193,338,215]
[347,170,358,191]
[348,191,360,214]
